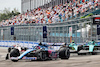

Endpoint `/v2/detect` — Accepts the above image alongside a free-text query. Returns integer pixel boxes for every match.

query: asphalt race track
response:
[0,47,100,67]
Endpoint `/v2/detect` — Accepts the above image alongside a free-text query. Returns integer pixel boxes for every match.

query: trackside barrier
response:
[0,41,39,49]
[0,41,64,50]
[0,41,62,49]
[0,41,65,50]
[0,41,100,50]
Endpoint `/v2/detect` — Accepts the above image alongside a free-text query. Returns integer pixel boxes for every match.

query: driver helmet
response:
[39,42,42,45]
[72,40,74,43]
[92,40,95,44]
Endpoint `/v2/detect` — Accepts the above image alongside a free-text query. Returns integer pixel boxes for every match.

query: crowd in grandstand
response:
[0,0,99,26]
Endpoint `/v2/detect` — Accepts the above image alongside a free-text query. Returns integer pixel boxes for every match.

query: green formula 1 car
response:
[78,40,100,55]
[68,40,100,55]
[68,42,83,53]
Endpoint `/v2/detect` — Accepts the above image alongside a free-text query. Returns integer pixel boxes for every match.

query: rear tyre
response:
[59,48,70,60]
[91,52,97,55]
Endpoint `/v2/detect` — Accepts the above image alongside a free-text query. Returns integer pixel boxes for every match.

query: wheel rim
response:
[42,52,46,60]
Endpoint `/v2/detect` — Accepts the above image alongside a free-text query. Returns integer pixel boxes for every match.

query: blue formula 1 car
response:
[6,42,70,62]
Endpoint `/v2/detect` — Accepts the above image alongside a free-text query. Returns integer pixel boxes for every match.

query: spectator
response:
[0,0,99,26]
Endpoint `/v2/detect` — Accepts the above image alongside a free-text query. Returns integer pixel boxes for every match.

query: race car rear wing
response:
[47,43,66,46]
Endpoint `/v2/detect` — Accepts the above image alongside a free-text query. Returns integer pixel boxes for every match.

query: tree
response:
[13,8,19,13]
[3,8,10,14]
[0,8,20,21]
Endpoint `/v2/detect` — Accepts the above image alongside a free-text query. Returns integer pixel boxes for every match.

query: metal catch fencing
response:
[0,17,98,44]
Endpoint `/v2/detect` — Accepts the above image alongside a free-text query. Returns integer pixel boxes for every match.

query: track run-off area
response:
[0,47,100,67]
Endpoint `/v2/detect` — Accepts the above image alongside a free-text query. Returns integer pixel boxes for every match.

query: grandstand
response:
[0,0,99,26]
[22,0,68,13]
[0,0,100,43]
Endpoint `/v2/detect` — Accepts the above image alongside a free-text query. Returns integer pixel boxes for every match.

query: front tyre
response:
[11,60,18,62]
[10,49,20,57]
[59,48,70,60]
[10,49,20,62]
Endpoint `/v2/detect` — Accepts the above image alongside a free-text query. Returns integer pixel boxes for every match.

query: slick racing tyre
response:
[10,49,20,62]
[91,52,97,55]
[59,48,70,59]
[77,45,83,52]
[8,47,12,53]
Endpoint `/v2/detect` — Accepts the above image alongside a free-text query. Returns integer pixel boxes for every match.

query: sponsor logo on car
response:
[22,57,37,60]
